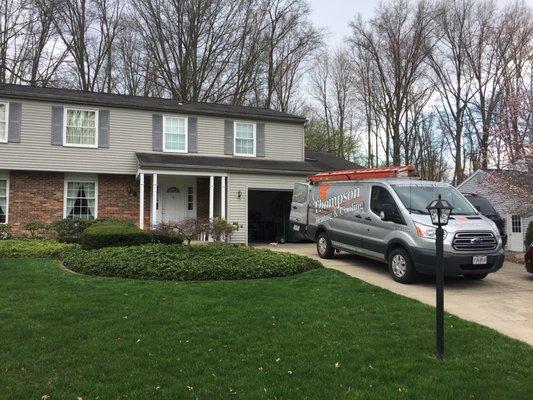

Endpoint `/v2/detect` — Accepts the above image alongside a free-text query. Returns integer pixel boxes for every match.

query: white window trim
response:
[0,174,9,224]
[163,115,188,153]
[0,101,9,144]
[233,121,256,157]
[63,178,98,219]
[63,107,99,148]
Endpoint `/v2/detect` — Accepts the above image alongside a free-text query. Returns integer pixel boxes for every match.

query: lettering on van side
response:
[311,186,364,224]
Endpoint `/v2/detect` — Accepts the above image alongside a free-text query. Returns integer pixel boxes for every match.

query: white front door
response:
[507,215,524,252]
[161,185,186,222]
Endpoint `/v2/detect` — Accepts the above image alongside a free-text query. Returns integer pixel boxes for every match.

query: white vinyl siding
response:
[0,102,8,143]
[64,180,97,219]
[0,178,8,223]
[64,108,98,147]
[163,116,188,152]
[234,122,256,156]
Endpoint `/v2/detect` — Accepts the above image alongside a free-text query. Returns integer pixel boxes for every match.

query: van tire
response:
[316,232,334,259]
[463,273,488,280]
[388,248,419,284]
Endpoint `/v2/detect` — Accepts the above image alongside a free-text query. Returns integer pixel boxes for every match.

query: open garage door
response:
[248,189,301,243]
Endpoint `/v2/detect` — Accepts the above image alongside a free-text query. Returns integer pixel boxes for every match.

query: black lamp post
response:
[426,194,453,360]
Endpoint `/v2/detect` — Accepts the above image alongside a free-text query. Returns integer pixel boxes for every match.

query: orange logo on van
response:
[319,183,331,200]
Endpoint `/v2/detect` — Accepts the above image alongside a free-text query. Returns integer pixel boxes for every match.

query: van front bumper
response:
[411,247,505,276]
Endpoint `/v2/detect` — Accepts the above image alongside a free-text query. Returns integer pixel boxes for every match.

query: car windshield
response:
[391,183,477,216]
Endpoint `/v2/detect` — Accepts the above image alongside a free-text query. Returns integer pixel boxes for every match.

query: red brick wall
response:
[197,177,209,220]
[8,171,150,236]
[98,174,150,224]
[9,170,64,235]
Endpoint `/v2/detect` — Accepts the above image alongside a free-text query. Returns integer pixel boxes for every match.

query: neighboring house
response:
[458,168,533,252]
[0,84,358,244]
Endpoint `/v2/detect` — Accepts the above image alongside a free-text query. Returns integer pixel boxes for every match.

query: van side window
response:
[371,186,403,224]
[293,183,308,204]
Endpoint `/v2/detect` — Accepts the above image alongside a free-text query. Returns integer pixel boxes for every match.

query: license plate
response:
[292,224,300,231]
[473,255,487,265]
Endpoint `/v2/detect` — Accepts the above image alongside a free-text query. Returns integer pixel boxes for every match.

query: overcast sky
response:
[308,0,533,47]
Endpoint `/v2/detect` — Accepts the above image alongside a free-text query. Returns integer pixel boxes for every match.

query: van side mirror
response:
[381,203,397,222]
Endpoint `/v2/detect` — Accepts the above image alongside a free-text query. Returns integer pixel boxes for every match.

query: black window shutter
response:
[98,109,110,148]
[256,122,265,157]
[188,117,197,153]
[51,106,64,146]
[224,119,234,155]
[152,114,163,151]
[7,102,21,143]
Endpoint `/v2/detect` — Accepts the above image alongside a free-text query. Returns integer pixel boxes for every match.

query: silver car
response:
[290,178,505,283]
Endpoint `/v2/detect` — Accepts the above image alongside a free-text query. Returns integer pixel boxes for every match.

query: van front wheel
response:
[388,248,419,284]
[316,232,334,259]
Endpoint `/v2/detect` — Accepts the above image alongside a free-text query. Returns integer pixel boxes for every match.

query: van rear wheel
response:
[316,232,334,259]
[388,248,419,284]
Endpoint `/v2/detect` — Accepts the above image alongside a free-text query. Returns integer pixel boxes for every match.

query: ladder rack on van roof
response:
[308,165,416,183]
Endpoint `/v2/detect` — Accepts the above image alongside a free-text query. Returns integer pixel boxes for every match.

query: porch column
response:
[209,175,215,241]
[221,176,226,219]
[139,173,145,230]
[151,173,158,228]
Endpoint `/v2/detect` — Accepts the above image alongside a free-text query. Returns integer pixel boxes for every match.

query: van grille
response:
[452,231,497,252]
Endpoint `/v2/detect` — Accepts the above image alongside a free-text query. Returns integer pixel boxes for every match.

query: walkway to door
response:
[255,243,533,346]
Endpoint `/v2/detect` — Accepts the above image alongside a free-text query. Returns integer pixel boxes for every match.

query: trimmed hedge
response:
[80,221,151,250]
[0,239,75,258]
[61,244,322,281]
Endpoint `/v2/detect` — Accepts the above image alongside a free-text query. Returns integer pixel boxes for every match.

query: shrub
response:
[51,219,95,243]
[209,218,237,243]
[61,244,322,281]
[0,224,11,240]
[24,220,50,238]
[0,239,75,258]
[525,221,533,248]
[80,221,151,250]
[171,218,209,246]
[151,222,184,244]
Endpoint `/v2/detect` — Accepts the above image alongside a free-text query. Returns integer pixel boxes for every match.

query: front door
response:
[161,185,186,222]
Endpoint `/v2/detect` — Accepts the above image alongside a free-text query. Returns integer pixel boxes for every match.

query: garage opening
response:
[248,189,295,243]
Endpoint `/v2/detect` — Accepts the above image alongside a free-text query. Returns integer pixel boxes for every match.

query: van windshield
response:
[391,184,477,216]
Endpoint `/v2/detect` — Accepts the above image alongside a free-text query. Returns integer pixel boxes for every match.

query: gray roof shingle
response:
[0,83,306,124]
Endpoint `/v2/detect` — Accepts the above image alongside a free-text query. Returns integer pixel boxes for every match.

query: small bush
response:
[51,219,95,243]
[171,218,209,246]
[151,222,184,244]
[80,221,151,250]
[61,244,323,281]
[0,224,11,240]
[24,220,50,238]
[0,239,75,258]
[209,218,237,243]
[525,221,533,248]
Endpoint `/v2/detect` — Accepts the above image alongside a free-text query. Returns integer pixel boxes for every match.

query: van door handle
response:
[355,214,362,219]
[365,217,372,221]
[292,205,298,210]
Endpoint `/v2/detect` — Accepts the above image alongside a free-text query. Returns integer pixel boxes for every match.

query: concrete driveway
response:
[257,243,533,346]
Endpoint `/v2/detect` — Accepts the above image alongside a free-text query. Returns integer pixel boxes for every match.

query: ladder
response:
[308,165,416,183]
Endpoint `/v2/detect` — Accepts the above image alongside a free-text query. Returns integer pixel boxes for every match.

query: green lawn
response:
[1,259,531,399]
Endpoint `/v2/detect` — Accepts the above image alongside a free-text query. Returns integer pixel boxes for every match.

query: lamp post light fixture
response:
[426,194,454,360]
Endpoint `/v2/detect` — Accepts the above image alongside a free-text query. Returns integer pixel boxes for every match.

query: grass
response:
[0,258,532,399]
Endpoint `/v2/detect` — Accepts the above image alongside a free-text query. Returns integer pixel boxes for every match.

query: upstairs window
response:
[65,181,97,220]
[0,102,8,143]
[163,116,187,152]
[0,179,7,223]
[64,108,98,147]
[234,122,255,156]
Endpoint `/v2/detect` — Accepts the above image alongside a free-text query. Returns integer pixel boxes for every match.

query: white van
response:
[290,177,505,283]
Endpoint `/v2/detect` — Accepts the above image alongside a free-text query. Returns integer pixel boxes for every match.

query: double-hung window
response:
[0,179,8,223]
[64,180,97,220]
[163,116,187,152]
[234,122,256,156]
[64,108,98,147]
[0,102,8,143]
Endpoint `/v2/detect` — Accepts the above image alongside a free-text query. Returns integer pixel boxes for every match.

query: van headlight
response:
[414,222,447,239]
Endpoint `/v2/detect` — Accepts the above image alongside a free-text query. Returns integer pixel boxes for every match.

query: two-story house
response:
[0,84,357,244]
